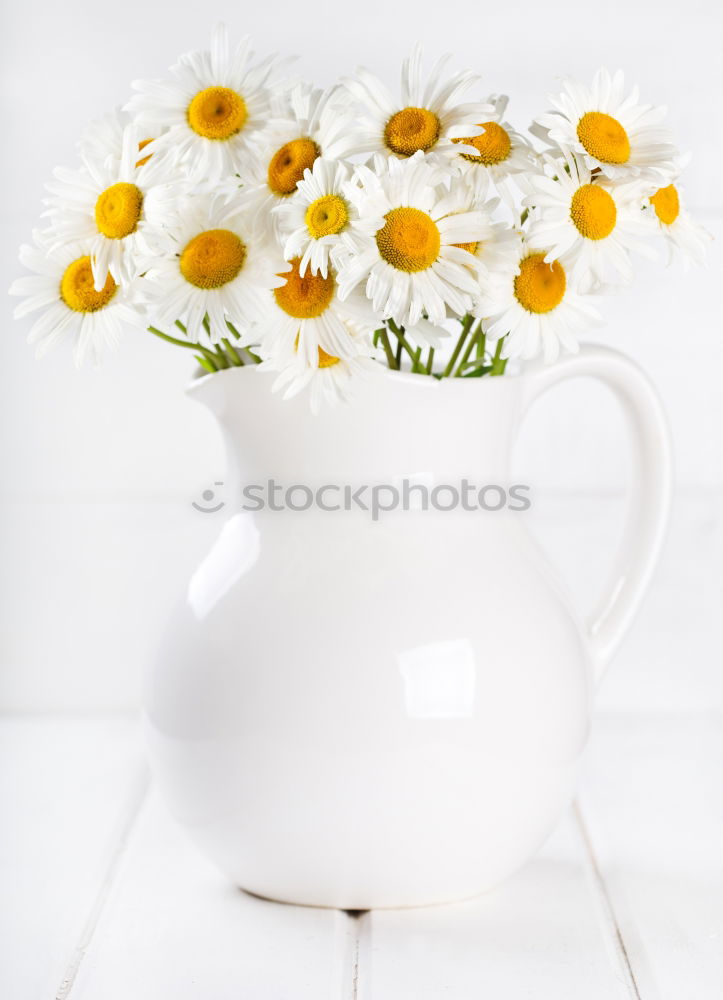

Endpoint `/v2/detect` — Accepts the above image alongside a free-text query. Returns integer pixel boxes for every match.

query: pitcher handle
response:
[520,344,673,684]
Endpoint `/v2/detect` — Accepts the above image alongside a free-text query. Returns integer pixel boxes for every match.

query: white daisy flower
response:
[238,85,355,234]
[336,152,488,327]
[451,95,539,202]
[78,109,128,166]
[533,68,677,184]
[76,108,165,176]
[262,324,379,414]
[644,179,711,268]
[257,255,378,368]
[524,153,653,291]
[125,24,283,182]
[432,175,522,289]
[43,121,175,292]
[469,220,523,288]
[340,44,492,164]
[274,157,355,278]
[257,248,445,386]
[476,243,601,364]
[9,231,143,367]
[140,192,284,345]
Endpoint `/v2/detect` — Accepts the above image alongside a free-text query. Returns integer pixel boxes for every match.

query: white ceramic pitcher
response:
[145,344,671,909]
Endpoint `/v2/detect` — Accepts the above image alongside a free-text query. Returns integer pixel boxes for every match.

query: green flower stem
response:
[148,325,220,371]
[490,337,508,376]
[222,338,244,366]
[225,320,262,365]
[454,321,483,376]
[148,325,200,351]
[426,347,435,375]
[377,328,398,370]
[386,319,421,370]
[199,317,230,370]
[199,345,226,371]
[195,354,217,374]
[442,314,474,378]
[170,318,226,370]
[211,345,230,369]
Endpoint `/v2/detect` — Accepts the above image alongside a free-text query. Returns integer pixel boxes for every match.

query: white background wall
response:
[1,0,721,713]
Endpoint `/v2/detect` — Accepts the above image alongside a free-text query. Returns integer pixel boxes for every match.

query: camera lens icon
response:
[192,481,225,513]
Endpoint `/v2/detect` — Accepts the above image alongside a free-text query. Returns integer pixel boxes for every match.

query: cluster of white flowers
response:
[10,26,709,410]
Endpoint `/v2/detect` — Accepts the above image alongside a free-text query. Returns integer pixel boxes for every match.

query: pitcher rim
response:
[185,361,537,399]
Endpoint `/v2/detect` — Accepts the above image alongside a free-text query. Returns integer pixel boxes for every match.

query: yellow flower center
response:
[650,184,680,225]
[187,86,247,140]
[305,194,349,239]
[274,257,335,318]
[136,138,154,168]
[317,346,340,368]
[576,111,630,165]
[455,122,512,166]
[384,107,441,157]
[293,335,341,367]
[569,184,617,240]
[179,229,247,289]
[267,139,321,197]
[94,182,143,240]
[60,256,117,312]
[376,207,441,272]
[514,253,566,314]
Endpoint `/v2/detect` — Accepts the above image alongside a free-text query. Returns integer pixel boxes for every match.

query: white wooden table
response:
[2,714,721,999]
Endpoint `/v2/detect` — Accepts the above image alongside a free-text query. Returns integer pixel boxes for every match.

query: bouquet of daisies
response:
[10,26,709,410]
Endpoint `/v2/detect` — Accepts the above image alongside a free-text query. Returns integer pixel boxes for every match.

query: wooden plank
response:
[0,717,146,1000]
[66,788,347,1000]
[5,715,720,1000]
[357,811,632,1000]
[578,714,723,1000]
